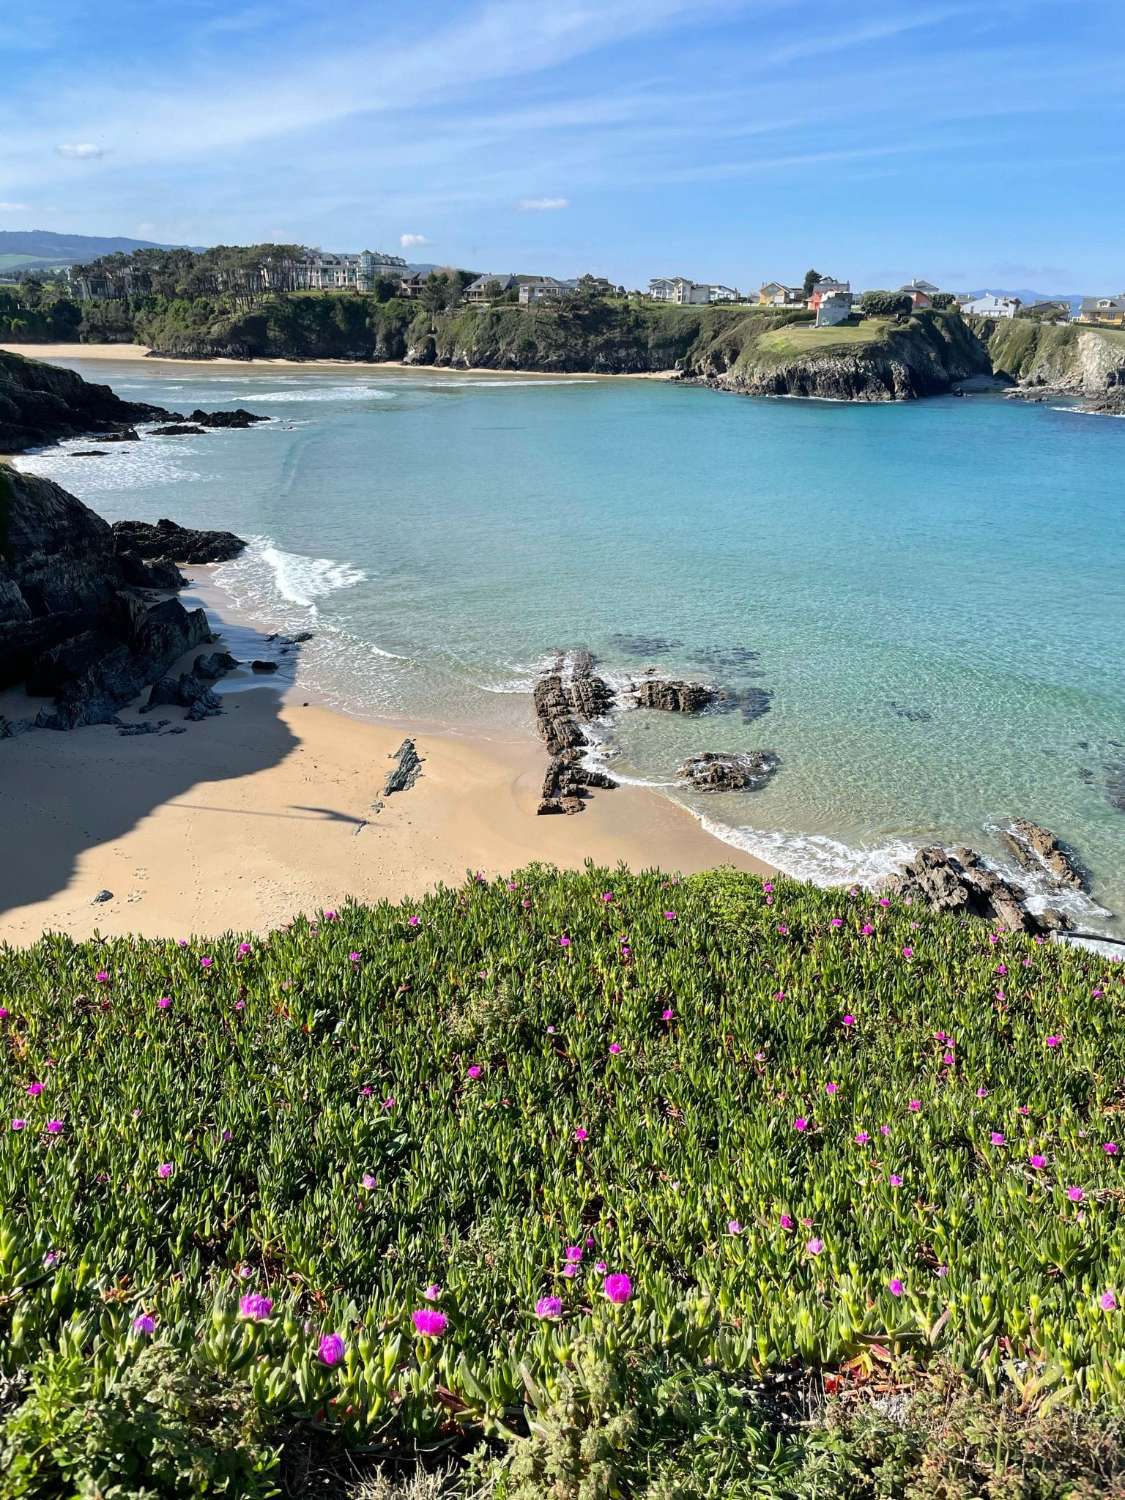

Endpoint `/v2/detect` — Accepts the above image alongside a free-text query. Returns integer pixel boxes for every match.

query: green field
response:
[1,865,1122,1496]
[0,255,70,272]
[754,317,890,358]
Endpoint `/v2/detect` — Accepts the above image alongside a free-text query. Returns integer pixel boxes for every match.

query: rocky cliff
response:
[0,349,176,453]
[0,467,243,731]
[977,317,1125,395]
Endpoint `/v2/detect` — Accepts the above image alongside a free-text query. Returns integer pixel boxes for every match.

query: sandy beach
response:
[0,343,678,378]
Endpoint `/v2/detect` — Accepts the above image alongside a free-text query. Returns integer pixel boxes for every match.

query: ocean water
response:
[17,358,1125,932]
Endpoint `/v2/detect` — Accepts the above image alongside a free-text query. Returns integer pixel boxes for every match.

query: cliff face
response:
[0,349,175,452]
[979,318,1125,393]
[0,468,214,730]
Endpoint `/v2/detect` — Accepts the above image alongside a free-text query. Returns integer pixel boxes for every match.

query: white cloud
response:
[518,196,569,211]
[56,142,105,159]
[399,232,431,248]
[0,200,30,212]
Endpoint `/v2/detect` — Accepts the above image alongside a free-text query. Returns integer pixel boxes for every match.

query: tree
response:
[931,291,956,310]
[860,290,912,316]
[802,268,822,298]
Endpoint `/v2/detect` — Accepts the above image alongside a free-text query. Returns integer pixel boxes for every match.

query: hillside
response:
[0,866,1121,1495]
[976,316,1125,392]
[0,230,198,273]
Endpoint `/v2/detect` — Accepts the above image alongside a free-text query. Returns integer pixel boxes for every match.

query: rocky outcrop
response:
[1000,820,1086,890]
[110,518,247,564]
[882,845,1071,934]
[0,468,221,729]
[632,678,715,712]
[188,408,269,429]
[384,738,423,794]
[677,750,780,791]
[533,651,617,813]
[0,350,178,453]
[151,424,207,436]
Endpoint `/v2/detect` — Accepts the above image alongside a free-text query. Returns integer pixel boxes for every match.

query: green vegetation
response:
[982,316,1125,385]
[1,865,1122,1495]
[859,291,913,317]
[754,317,890,358]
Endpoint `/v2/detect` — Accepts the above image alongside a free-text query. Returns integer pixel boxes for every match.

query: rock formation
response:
[0,467,246,730]
[632,678,715,712]
[111,518,247,564]
[533,651,617,813]
[881,845,1071,934]
[0,350,177,453]
[999,820,1086,890]
[188,408,268,429]
[384,738,423,794]
[676,750,780,792]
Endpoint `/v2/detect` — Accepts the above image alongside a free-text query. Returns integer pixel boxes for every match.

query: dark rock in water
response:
[250,659,279,674]
[709,685,774,722]
[188,408,269,429]
[999,819,1086,890]
[150,424,207,436]
[539,747,617,814]
[677,750,780,792]
[1077,767,1095,783]
[688,645,760,669]
[92,890,113,903]
[888,700,933,723]
[1105,759,1125,813]
[111,517,246,564]
[1,349,183,453]
[193,650,239,681]
[71,450,108,457]
[882,845,1071,934]
[610,633,683,656]
[275,631,313,645]
[91,428,139,443]
[533,651,617,813]
[384,738,423,795]
[633,678,715,713]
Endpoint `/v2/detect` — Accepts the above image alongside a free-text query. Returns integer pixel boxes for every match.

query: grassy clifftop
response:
[1,866,1122,1494]
[975,316,1125,391]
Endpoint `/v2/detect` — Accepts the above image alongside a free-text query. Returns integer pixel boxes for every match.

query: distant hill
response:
[968,287,1086,317]
[0,230,204,272]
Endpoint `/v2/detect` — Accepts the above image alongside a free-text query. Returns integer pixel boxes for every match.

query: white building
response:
[295,249,407,291]
[648,276,712,305]
[959,293,1020,319]
[706,284,740,303]
[815,291,854,327]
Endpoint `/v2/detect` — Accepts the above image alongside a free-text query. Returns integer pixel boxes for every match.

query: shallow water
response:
[18,358,1125,931]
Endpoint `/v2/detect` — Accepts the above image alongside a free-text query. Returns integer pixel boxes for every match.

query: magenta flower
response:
[239,1293,273,1321]
[1101,1292,1118,1312]
[324,910,339,922]
[408,915,421,927]
[132,1314,156,1335]
[902,946,913,958]
[536,1295,563,1319]
[382,1097,396,1111]
[466,1065,482,1079]
[776,924,789,935]
[976,1087,989,1098]
[26,1082,43,1097]
[200,957,213,969]
[1104,1143,1119,1156]
[1046,1035,1061,1049]
[806,1237,823,1256]
[908,1100,921,1112]
[889,1278,904,1297]
[1067,1186,1084,1202]
[727,1219,742,1235]
[889,1173,903,1187]
[990,1132,1006,1146]
[157,1162,173,1179]
[574,1127,588,1142]
[663,911,677,921]
[825,1082,838,1096]
[46,1120,63,1134]
[423,1283,442,1300]
[238,942,252,956]
[793,1117,808,1132]
[855,1131,870,1145]
[348,951,361,963]
[608,1042,621,1055]
[95,970,110,984]
[594,1259,607,1273]
[601,892,614,903]
[10,1119,25,1131]
[559,935,571,948]
[157,996,171,1010]
[841,1014,855,1028]
[604,1273,632,1304]
[763,881,774,893]
[318,1333,346,1366]
[562,1263,578,1278]
[361,1173,377,1190]
[565,1245,583,1262]
[830,917,843,928]
[412,1308,448,1337]
[861,923,874,935]
[0,1007,9,1019]
[779,1213,794,1229]
[1029,1154,1046,1169]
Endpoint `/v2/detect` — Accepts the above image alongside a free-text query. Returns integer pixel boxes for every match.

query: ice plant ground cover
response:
[0,865,1123,1496]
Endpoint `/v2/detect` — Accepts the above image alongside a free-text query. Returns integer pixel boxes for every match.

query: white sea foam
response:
[228,386,394,403]
[694,815,920,887]
[15,442,204,490]
[212,538,366,620]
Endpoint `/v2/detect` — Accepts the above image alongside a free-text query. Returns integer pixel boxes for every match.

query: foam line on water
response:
[212,536,367,620]
[693,813,920,887]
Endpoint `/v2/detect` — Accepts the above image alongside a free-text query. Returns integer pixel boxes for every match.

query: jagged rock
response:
[0,714,34,738]
[118,720,168,736]
[192,651,239,681]
[633,679,715,712]
[677,750,780,792]
[538,746,617,813]
[90,428,140,442]
[114,549,187,591]
[250,659,279,673]
[92,890,113,903]
[144,672,222,718]
[150,424,208,436]
[999,820,1086,890]
[269,631,313,645]
[531,652,617,812]
[188,408,269,429]
[71,450,108,457]
[882,845,1071,934]
[111,518,247,564]
[384,738,423,794]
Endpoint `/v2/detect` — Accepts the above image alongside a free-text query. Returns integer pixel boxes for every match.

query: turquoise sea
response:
[18,357,1125,933]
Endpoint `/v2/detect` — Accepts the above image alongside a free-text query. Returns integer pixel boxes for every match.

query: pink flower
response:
[408,915,421,927]
[976,1087,989,1098]
[466,1065,482,1079]
[1101,1292,1118,1312]
[95,970,110,984]
[727,1219,742,1235]
[594,1259,607,1273]
[46,1120,63,1134]
[779,1213,794,1229]
[776,924,789,935]
[132,1314,156,1335]
[559,935,571,948]
[806,1237,823,1256]
[889,1173,903,1187]
[423,1283,442,1300]
[574,1127,588,1142]
[608,1043,621,1055]
[763,882,774,893]
[908,1100,921,1112]
[412,1308,448,1337]
[324,910,339,922]
[318,1333,345,1366]
[861,923,874,936]
[604,1273,632,1304]
[157,1162,173,1179]
[382,1097,396,1111]
[240,1293,273,1321]
[10,1119,25,1131]
[855,1131,870,1145]
[830,917,843,928]
[601,892,614,903]
[1046,1035,1061,1049]
[238,942,252,956]
[1029,1154,1046,1169]
[157,996,171,1010]
[200,957,213,969]
[793,1117,808,1132]
[880,1124,891,1137]
[349,952,361,963]
[26,1082,43,1097]
[841,1014,855,1028]
[995,963,1007,975]
[361,1173,377,1190]
[1067,1186,1084,1202]
[902,946,914,958]
[565,1245,583,1262]
[0,1008,9,1020]
[1104,1143,1119,1156]
[535,1296,563,1319]
[663,910,677,921]
[825,1082,838,1095]
[990,1132,1005,1146]
[661,1008,674,1020]
[879,897,890,908]
[889,1278,905,1297]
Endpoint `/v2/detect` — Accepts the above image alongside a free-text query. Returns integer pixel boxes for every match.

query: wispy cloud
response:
[518,196,569,211]
[0,200,30,212]
[400,232,431,248]
[56,142,105,159]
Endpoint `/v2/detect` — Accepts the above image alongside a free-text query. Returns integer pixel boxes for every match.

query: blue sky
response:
[1,0,1122,292]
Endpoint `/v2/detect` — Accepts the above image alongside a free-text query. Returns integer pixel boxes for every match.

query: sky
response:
[1,0,1122,293]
